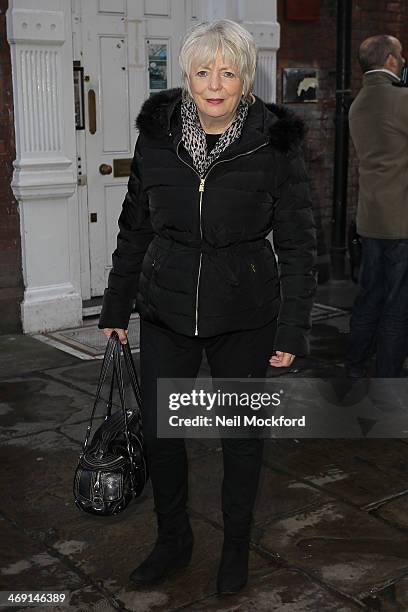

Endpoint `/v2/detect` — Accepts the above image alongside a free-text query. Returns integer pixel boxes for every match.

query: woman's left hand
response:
[269,351,295,368]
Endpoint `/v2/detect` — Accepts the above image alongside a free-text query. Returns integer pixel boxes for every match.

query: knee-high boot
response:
[217,437,264,594]
[130,438,193,585]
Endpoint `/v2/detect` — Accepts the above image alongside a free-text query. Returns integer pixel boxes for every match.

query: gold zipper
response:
[176,140,269,336]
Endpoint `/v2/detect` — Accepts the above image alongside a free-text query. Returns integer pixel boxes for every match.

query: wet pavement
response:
[1,281,408,611]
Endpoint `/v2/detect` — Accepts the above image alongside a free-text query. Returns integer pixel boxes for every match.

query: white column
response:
[204,0,280,103]
[239,1,280,103]
[7,0,81,333]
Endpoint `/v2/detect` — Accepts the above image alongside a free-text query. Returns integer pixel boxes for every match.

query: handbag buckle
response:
[92,474,104,508]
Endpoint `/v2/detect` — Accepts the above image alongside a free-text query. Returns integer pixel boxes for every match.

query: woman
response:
[100,19,316,594]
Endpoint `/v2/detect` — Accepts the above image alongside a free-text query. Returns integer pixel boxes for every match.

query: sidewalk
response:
[1,281,408,611]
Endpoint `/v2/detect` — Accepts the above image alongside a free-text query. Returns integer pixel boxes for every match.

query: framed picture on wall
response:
[283,68,318,103]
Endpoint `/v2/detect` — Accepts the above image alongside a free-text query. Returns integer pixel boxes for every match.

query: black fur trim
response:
[136,88,181,138]
[135,88,306,152]
[265,103,306,153]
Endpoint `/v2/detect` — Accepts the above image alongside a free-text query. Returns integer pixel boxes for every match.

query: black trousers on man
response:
[139,317,277,538]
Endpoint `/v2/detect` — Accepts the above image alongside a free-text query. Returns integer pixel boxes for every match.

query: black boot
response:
[216,536,250,595]
[129,513,193,585]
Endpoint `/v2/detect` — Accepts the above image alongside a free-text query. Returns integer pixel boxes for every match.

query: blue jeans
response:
[346,237,408,377]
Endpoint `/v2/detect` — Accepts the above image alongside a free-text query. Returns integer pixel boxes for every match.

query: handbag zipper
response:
[81,454,126,469]
[176,139,269,336]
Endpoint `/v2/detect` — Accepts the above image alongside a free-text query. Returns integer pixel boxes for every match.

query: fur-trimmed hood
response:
[136,88,305,154]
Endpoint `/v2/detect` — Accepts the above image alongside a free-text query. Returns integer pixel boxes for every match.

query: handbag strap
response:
[105,362,116,420]
[112,334,136,489]
[122,340,142,411]
[81,333,116,455]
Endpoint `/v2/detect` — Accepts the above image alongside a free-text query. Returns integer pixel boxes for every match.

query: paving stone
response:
[1,430,81,454]
[254,467,333,528]
[0,378,95,440]
[258,500,408,597]
[2,429,80,451]
[188,451,331,528]
[375,493,408,530]
[44,360,112,397]
[263,438,408,506]
[0,517,113,610]
[361,574,408,611]
[187,567,362,611]
[0,335,80,380]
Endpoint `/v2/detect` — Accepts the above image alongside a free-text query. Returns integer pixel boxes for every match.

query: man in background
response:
[346,35,408,377]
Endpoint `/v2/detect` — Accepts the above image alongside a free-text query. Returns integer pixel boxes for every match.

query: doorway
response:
[71,0,187,304]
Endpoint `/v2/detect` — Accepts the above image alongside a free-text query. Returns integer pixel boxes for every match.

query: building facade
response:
[4,0,279,334]
[2,0,407,334]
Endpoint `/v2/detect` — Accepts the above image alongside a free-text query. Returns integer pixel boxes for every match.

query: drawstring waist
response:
[153,236,269,286]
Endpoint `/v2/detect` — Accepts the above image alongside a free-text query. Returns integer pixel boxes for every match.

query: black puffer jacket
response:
[99,88,316,356]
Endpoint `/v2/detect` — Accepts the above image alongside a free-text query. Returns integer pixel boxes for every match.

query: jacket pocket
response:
[246,259,263,306]
[145,248,169,305]
[246,248,278,307]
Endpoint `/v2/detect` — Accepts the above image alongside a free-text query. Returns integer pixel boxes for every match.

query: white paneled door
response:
[74,0,187,298]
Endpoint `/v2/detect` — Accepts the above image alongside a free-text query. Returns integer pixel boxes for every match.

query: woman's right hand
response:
[102,328,128,344]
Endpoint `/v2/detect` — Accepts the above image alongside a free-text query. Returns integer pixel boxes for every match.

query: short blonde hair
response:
[179,20,257,105]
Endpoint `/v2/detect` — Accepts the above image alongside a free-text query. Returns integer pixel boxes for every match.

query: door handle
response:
[99,163,112,175]
[88,89,97,134]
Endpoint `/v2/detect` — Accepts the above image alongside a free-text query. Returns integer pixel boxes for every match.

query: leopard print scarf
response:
[181,95,249,177]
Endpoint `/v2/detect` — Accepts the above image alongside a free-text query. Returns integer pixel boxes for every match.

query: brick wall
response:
[0,0,23,333]
[277,0,408,279]
[277,0,336,280]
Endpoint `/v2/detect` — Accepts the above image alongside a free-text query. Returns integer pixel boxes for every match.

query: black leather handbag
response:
[73,332,148,516]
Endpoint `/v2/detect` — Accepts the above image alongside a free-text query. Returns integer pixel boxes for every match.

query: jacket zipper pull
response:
[199,178,205,192]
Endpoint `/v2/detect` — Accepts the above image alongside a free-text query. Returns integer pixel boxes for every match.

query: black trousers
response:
[139,317,277,538]
[346,237,408,377]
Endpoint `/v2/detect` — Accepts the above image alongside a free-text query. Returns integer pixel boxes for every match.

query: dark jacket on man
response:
[349,70,408,239]
[99,88,316,356]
